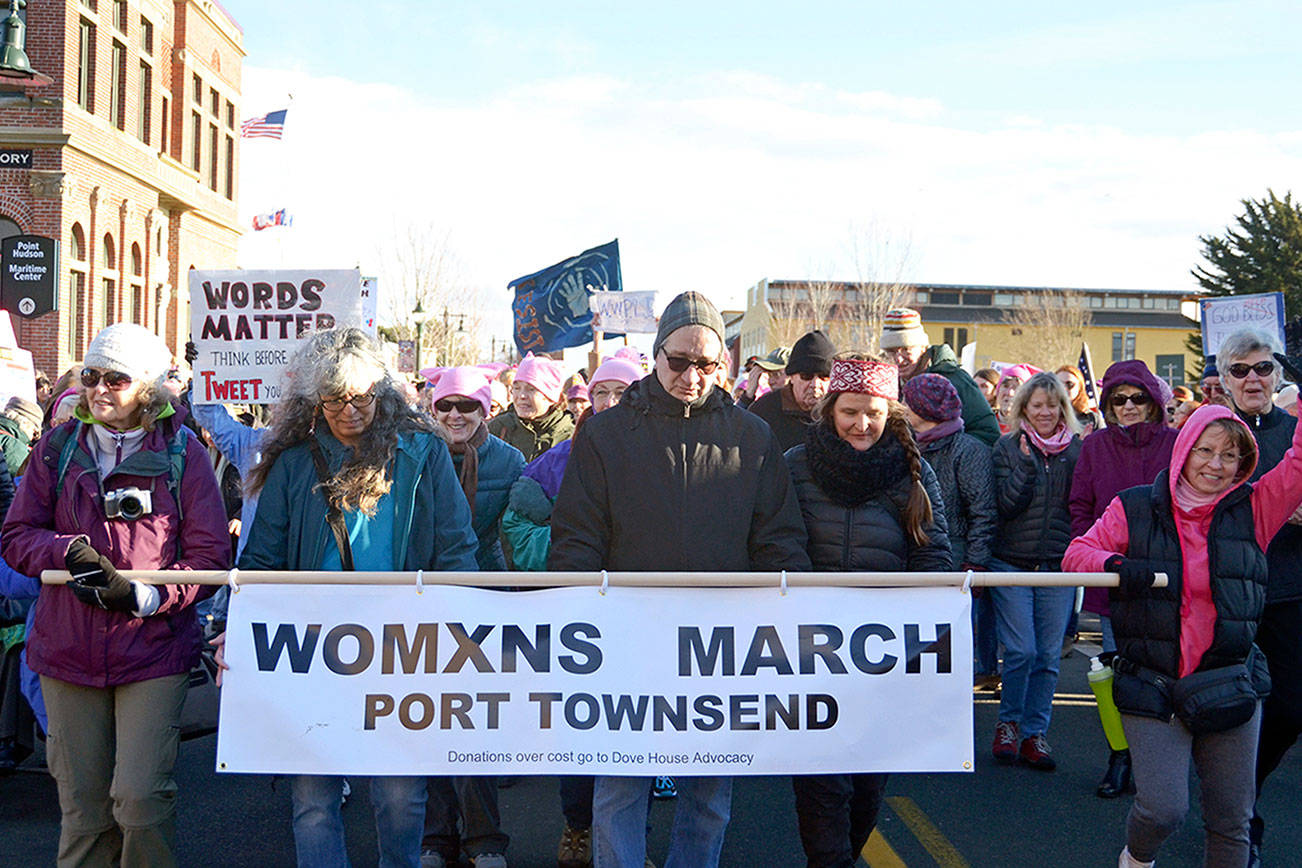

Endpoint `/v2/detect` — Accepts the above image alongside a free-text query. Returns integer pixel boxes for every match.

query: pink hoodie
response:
[1064,403,1302,676]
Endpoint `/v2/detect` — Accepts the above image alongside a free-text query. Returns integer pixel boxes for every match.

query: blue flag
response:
[511,240,622,355]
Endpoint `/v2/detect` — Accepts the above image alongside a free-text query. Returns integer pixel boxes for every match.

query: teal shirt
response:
[320,491,397,571]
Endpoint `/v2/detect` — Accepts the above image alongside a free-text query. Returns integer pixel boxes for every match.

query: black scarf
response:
[804,421,911,508]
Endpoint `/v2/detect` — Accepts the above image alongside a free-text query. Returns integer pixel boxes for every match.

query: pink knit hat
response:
[515,353,567,403]
[428,366,494,416]
[997,364,1040,389]
[589,356,642,388]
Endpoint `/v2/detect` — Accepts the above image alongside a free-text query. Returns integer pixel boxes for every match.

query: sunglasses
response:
[320,391,377,411]
[1225,361,1276,379]
[660,351,720,375]
[80,368,133,391]
[434,398,482,414]
[1110,392,1151,408]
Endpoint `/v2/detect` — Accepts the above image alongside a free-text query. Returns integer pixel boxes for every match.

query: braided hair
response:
[884,407,933,546]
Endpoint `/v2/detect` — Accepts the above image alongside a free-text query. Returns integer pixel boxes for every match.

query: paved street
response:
[4,639,1300,867]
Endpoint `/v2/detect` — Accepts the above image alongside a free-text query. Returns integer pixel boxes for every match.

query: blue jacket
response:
[240,427,479,573]
[190,394,266,560]
[454,434,525,570]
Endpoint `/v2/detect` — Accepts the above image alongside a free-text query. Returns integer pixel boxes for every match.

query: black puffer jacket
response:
[549,375,811,573]
[1110,475,1268,719]
[1238,405,1302,603]
[748,385,813,452]
[992,430,1081,568]
[919,429,995,568]
[785,424,951,572]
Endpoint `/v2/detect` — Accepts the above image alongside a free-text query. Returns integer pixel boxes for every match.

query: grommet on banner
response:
[227,568,240,594]
[599,570,609,596]
[779,570,788,596]
[415,569,424,594]
[961,569,974,595]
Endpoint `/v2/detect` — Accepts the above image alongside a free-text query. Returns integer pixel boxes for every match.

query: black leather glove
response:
[1105,555,1157,597]
[65,539,135,612]
[1274,352,1302,385]
[184,340,199,366]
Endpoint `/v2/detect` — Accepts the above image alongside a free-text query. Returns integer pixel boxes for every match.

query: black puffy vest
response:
[1111,471,1268,716]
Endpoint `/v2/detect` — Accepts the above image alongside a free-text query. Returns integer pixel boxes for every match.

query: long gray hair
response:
[247,327,435,515]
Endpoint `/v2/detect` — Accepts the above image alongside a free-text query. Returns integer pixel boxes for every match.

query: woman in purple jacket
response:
[1067,359,1176,799]
[1,324,230,867]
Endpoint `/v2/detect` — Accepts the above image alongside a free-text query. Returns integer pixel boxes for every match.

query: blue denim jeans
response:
[593,775,732,868]
[290,774,427,868]
[988,561,1074,737]
[973,591,999,676]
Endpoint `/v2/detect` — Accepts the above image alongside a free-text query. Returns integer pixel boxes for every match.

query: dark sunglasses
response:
[1110,392,1151,408]
[80,368,133,391]
[660,351,720,375]
[1226,361,1275,379]
[320,391,376,411]
[434,398,482,414]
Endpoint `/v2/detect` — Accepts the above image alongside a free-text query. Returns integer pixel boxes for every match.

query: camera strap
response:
[307,438,354,572]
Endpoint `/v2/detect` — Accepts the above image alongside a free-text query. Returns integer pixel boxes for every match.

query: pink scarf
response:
[1023,421,1074,455]
[1173,475,1224,513]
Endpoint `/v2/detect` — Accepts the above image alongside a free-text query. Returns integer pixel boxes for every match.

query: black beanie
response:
[653,292,725,357]
[786,330,836,376]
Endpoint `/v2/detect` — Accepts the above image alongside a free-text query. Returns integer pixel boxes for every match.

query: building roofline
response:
[762,278,1192,296]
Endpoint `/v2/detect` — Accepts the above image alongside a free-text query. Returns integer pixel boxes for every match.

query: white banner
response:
[216,584,973,776]
[188,269,377,405]
[590,290,658,333]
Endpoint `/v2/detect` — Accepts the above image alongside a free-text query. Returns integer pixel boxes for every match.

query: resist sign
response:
[215,584,974,776]
[189,269,375,404]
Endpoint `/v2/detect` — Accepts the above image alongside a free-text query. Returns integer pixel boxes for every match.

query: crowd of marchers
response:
[0,293,1299,868]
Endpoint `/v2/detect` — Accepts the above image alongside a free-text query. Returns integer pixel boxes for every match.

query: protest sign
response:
[1200,292,1285,359]
[590,290,657,333]
[215,584,973,776]
[0,345,36,405]
[511,240,622,354]
[189,269,376,405]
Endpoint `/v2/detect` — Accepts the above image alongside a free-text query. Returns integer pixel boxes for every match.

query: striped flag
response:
[240,108,288,139]
[251,208,292,231]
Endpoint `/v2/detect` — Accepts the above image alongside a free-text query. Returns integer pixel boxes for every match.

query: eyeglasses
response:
[80,368,133,391]
[1203,383,1225,395]
[793,372,829,383]
[660,351,720,375]
[1110,392,1151,408]
[1225,361,1276,379]
[434,398,482,414]
[1189,446,1242,465]
[320,391,377,411]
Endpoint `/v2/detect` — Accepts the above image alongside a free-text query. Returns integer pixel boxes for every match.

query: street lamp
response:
[0,1,53,87]
[412,300,435,373]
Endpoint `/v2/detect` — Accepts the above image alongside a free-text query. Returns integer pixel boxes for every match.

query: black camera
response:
[104,487,153,520]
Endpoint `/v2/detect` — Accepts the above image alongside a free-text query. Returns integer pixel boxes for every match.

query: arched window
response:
[70,223,86,260]
[130,243,144,325]
[130,242,142,276]
[69,223,88,356]
[102,233,116,269]
[101,234,118,328]
[0,217,20,244]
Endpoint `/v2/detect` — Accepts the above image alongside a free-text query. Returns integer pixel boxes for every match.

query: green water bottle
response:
[1088,655,1128,751]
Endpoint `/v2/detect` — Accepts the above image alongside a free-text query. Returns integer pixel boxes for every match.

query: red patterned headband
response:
[829,358,898,400]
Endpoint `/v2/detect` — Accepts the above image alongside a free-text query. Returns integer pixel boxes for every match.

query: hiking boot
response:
[1096,749,1135,798]
[992,720,1019,764]
[1019,734,1057,771]
[557,824,592,868]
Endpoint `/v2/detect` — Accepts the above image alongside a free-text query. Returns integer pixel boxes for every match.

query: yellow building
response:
[739,279,1200,385]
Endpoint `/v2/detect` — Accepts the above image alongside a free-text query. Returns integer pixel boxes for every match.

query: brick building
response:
[0,0,243,377]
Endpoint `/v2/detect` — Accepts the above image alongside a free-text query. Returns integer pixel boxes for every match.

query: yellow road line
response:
[886,796,971,868]
[861,828,907,868]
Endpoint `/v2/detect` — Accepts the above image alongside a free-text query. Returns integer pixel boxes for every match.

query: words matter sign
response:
[189,269,376,404]
[215,584,973,776]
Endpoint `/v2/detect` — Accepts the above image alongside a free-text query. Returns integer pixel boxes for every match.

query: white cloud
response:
[237,64,1302,338]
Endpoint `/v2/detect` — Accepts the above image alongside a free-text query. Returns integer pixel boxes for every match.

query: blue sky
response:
[220,0,1302,335]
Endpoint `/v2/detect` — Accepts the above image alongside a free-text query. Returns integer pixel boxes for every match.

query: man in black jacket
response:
[549,291,811,868]
[748,329,834,451]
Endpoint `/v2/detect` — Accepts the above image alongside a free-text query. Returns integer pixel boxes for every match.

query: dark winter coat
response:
[549,375,810,573]
[749,385,813,452]
[487,403,574,463]
[921,345,1001,447]
[0,415,30,477]
[992,430,1082,568]
[1238,405,1302,604]
[785,425,951,572]
[2,406,230,688]
[919,429,996,567]
[453,433,525,571]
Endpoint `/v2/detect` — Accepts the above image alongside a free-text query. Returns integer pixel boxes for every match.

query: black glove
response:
[184,340,199,366]
[1105,555,1157,597]
[1274,352,1302,385]
[65,539,135,612]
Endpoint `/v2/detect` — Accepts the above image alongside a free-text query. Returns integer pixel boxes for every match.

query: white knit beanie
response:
[83,323,173,384]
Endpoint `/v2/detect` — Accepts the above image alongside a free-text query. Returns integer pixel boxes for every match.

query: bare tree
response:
[376,223,486,368]
[839,222,916,354]
[1000,287,1090,370]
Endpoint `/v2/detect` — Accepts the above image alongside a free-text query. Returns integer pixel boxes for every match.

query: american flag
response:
[251,208,293,231]
[240,108,288,139]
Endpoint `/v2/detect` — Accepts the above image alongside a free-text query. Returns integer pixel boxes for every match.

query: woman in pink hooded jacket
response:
[1063,400,1302,868]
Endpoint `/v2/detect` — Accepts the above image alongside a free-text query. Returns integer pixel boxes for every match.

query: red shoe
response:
[992,721,1019,764]
[1019,734,1057,771]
